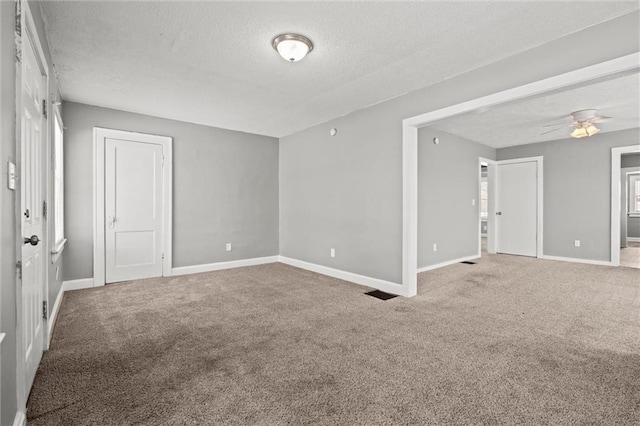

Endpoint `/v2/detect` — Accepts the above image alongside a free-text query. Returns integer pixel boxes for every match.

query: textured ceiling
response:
[432,71,640,148]
[40,1,639,137]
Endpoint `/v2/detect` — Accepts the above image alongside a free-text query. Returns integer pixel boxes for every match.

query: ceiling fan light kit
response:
[272,33,313,62]
[570,123,600,138]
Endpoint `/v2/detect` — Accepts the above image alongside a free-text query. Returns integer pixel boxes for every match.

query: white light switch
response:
[472,199,476,206]
[226,243,232,251]
[433,243,437,252]
[330,248,335,258]
[7,161,16,190]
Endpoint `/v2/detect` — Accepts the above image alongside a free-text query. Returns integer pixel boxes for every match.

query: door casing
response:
[93,128,173,287]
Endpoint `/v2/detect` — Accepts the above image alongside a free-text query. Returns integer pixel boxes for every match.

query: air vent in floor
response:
[365,290,398,300]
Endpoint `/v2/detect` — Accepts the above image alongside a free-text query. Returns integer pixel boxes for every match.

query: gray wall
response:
[63,102,279,281]
[1,1,63,424]
[497,128,640,262]
[629,217,640,239]
[621,153,640,168]
[418,128,495,268]
[280,12,639,284]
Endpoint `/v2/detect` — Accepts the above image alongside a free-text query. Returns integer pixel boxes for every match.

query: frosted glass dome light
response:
[272,34,313,62]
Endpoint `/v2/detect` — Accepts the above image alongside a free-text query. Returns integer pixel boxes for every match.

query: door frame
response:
[401,52,639,297]
[611,145,640,266]
[93,127,173,287]
[14,0,50,416]
[494,156,544,258]
[478,158,497,256]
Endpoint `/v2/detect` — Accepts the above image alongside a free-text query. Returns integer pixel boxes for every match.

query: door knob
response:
[24,235,40,246]
[496,211,503,216]
[24,209,30,218]
[108,215,115,229]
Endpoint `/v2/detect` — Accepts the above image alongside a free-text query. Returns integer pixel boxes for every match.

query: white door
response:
[496,161,538,257]
[20,30,46,395]
[105,137,164,283]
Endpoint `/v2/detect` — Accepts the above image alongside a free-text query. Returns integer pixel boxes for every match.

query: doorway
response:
[618,153,640,268]
[611,145,640,267]
[93,128,173,286]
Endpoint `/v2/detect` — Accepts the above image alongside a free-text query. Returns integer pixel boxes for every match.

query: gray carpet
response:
[28,254,640,425]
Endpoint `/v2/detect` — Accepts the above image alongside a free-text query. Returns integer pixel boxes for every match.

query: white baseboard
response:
[627,237,640,242]
[13,411,26,426]
[172,256,279,276]
[539,255,612,267]
[47,286,64,342]
[62,278,95,291]
[417,254,481,273]
[278,256,406,296]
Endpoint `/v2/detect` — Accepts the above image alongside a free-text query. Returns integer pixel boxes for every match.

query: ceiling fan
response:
[541,109,611,138]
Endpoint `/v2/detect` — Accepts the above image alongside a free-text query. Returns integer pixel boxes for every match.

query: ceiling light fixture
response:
[272,33,313,63]
[570,123,600,138]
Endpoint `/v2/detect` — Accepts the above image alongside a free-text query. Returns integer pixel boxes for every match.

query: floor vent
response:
[365,290,398,300]
[460,261,477,265]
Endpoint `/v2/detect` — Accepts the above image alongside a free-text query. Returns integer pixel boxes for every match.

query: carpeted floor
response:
[28,253,640,425]
[621,241,640,268]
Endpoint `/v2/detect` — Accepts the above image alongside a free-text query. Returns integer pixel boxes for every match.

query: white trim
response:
[62,278,95,292]
[611,145,640,266]
[278,256,408,297]
[47,286,64,343]
[93,128,173,286]
[540,255,612,267]
[402,123,418,297]
[50,237,67,264]
[172,256,279,276]
[402,55,638,296]
[627,237,640,243]
[417,255,480,273]
[13,411,26,426]
[0,332,5,345]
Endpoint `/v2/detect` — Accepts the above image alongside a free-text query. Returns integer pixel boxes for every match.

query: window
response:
[52,106,65,255]
[630,173,640,214]
[480,178,488,218]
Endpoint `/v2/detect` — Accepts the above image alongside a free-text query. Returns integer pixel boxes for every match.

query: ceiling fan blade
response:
[542,122,571,128]
[540,127,566,136]
[593,115,613,122]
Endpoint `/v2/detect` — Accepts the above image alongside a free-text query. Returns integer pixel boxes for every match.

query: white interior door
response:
[496,160,538,257]
[105,137,164,283]
[20,30,46,396]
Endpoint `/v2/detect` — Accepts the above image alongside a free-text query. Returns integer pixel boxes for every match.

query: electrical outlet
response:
[472,199,476,206]
[330,248,335,258]
[226,243,232,251]
[433,243,437,252]
[574,240,580,248]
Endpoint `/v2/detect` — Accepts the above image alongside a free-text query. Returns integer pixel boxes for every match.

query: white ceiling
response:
[432,71,640,148]
[40,1,639,138]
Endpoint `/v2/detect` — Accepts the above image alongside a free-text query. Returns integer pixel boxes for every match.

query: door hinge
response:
[43,200,47,219]
[42,300,48,320]
[162,253,165,260]
[162,155,165,167]
[16,260,22,280]
[42,99,47,118]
